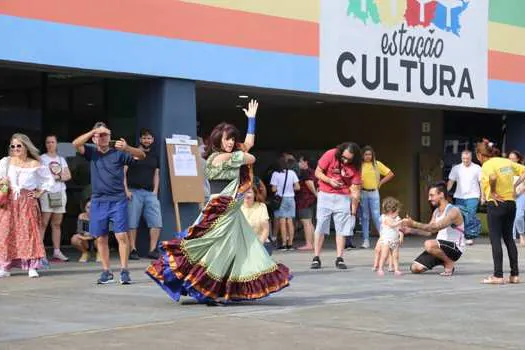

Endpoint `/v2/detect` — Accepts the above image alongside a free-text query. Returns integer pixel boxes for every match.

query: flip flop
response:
[481,276,505,284]
[440,268,455,277]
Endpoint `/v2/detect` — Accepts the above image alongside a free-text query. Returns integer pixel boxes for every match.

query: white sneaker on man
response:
[0,269,11,278]
[361,239,370,249]
[28,269,39,278]
[465,239,474,246]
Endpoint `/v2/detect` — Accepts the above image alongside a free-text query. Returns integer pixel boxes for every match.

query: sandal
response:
[440,268,455,277]
[508,276,520,284]
[481,276,505,284]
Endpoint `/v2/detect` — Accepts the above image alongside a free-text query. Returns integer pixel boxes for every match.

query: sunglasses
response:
[9,144,22,149]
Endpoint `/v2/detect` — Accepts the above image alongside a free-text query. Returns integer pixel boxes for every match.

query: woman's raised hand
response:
[243,99,258,118]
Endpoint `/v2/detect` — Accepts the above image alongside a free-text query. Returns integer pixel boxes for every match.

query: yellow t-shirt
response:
[361,161,391,190]
[241,202,270,238]
[481,157,525,201]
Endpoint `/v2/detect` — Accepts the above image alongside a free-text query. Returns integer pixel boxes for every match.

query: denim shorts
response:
[274,196,296,218]
[90,199,128,237]
[128,189,163,229]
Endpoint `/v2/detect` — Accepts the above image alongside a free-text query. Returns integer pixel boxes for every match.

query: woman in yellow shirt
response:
[477,139,525,284]
[357,146,395,249]
[241,185,272,254]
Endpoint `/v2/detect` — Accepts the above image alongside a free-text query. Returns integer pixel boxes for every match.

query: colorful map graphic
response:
[348,0,469,36]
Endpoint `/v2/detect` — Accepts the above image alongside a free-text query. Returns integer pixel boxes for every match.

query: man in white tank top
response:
[403,182,465,276]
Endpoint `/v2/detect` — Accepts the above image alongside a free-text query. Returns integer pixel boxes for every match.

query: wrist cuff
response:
[247,118,256,134]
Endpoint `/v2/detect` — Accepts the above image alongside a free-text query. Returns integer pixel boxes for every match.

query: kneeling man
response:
[403,182,465,276]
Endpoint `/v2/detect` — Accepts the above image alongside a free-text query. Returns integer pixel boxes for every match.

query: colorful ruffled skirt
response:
[146,167,291,303]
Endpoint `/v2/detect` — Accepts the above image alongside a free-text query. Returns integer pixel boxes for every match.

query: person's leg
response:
[314,233,325,257]
[370,191,381,237]
[392,247,401,274]
[465,198,481,240]
[514,195,525,240]
[377,244,389,274]
[279,218,287,247]
[127,189,143,254]
[287,218,295,246]
[300,218,314,249]
[144,191,162,254]
[501,202,519,277]
[110,199,130,270]
[487,203,505,278]
[360,192,371,242]
[424,240,455,272]
[50,213,64,250]
[115,232,129,269]
[40,212,52,241]
[71,234,88,253]
[373,240,381,270]
[97,235,111,270]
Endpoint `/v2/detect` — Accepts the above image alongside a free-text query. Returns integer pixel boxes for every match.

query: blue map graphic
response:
[432,0,469,36]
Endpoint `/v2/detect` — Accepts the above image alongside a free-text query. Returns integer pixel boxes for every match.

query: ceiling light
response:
[238,95,249,99]
[86,103,94,107]
[235,105,243,108]
[315,101,324,104]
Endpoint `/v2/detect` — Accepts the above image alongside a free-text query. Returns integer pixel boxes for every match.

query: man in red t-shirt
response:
[311,143,362,270]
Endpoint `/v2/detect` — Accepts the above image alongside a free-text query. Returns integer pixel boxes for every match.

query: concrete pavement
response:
[1,237,524,349]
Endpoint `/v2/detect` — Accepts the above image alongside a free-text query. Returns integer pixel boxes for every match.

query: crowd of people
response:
[0,99,524,304]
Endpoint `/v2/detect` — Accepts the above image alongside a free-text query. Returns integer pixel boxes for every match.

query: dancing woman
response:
[146,100,291,303]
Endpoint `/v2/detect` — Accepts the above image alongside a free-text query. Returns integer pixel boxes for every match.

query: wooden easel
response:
[165,138,205,232]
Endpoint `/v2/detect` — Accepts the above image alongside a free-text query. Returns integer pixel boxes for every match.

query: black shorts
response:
[297,206,314,220]
[413,240,463,270]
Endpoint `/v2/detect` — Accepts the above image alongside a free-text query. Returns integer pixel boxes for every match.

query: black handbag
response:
[268,170,289,211]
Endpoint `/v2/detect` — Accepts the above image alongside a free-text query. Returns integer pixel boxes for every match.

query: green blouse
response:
[205,151,245,180]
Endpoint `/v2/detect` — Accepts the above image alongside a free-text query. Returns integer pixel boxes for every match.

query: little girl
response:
[373,197,404,276]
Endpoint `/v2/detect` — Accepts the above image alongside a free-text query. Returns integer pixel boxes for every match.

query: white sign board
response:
[320,0,489,108]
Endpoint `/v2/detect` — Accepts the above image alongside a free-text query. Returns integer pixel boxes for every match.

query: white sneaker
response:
[465,239,474,246]
[28,269,39,278]
[0,269,11,278]
[53,250,69,262]
[361,239,370,249]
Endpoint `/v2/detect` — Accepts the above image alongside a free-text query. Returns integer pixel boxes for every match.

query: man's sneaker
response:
[335,257,347,270]
[360,239,370,249]
[129,249,140,260]
[286,245,296,251]
[120,270,131,285]
[465,239,474,246]
[277,245,288,251]
[53,250,69,262]
[97,270,115,284]
[0,269,11,278]
[147,249,160,260]
[310,256,321,269]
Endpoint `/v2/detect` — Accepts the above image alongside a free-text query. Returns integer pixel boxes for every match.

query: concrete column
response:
[135,78,200,248]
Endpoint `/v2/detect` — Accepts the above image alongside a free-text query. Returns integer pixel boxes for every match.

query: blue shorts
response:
[128,189,163,229]
[90,199,129,237]
[274,196,296,218]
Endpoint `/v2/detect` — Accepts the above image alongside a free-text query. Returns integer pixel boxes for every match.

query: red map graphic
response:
[405,0,438,27]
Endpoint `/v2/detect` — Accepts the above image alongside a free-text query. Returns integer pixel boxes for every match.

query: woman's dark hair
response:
[335,142,362,170]
[509,150,524,164]
[298,154,310,166]
[204,122,241,158]
[140,128,153,137]
[476,138,501,158]
[361,145,376,164]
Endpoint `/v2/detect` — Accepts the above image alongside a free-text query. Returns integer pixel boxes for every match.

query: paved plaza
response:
[1,237,524,350]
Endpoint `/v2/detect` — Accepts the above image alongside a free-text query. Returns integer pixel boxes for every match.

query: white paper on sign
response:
[173,154,198,176]
[175,145,192,154]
